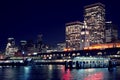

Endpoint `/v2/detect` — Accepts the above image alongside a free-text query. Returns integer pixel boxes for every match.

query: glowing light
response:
[81,32,85,35]
[22,51,25,54]
[84,72,103,80]
[62,69,72,80]
[48,65,53,70]
[5,60,10,63]
[27,58,32,61]
[86,31,89,34]
[84,43,120,50]
[82,40,84,42]
[33,52,37,55]
[20,60,23,63]
[64,48,71,51]
[28,54,31,56]
[85,69,95,72]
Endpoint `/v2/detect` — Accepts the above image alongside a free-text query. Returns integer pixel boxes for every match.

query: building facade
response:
[80,21,90,50]
[66,21,83,50]
[26,40,35,55]
[57,42,66,51]
[36,34,43,53]
[105,21,118,43]
[84,3,105,45]
[5,38,18,56]
[20,40,27,52]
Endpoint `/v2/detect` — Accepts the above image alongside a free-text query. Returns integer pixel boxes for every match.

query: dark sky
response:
[0,0,120,50]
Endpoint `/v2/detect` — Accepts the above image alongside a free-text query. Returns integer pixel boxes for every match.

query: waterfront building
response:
[84,3,105,45]
[105,21,118,43]
[46,45,58,53]
[57,42,66,51]
[66,21,83,50]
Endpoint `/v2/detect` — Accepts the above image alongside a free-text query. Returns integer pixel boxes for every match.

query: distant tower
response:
[80,21,90,50]
[84,3,105,45]
[20,40,27,52]
[66,21,83,50]
[105,21,118,43]
[5,38,17,56]
[26,40,35,55]
[37,34,43,52]
[8,38,15,47]
[57,42,66,51]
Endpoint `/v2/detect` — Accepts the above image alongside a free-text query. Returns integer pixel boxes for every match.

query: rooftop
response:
[84,2,105,9]
[66,21,83,26]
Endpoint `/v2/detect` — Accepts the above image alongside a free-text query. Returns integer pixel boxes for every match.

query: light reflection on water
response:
[0,65,119,80]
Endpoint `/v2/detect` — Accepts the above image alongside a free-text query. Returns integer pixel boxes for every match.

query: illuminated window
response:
[87,39,89,42]
[81,32,85,35]
[86,31,89,34]
[82,40,84,42]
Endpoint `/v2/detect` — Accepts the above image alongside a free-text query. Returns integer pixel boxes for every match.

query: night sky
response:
[0,0,120,50]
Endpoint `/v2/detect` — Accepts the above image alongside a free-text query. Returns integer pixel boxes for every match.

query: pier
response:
[64,57,111,69]
[0,47,119,70]
[0,57,117,70]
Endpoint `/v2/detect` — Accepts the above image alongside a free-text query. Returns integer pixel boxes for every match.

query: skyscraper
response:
[105,21,118,43]
[66,21,83,50]
[84,3,105,45]
[80,21,90,50]
[20,40,27,52]
[5,38,18,56]
[8,38,15,47]
[26,40,35,55]
[36,34,43,53]
[57,42,66,51]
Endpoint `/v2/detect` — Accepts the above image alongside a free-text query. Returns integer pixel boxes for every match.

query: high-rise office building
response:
[8,38,15,47]
[105,21,118,43]
[20,40,27,51]
[26,40,35,55]
[66,21,83,50]
[5,38,18,56]
[36,34,43,53]
[84,3,105,45]
[57,42,66,51]
[80,21,90,50]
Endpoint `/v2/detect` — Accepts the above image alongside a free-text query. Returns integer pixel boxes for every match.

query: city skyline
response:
[0,0,120,50]
[0,1,120,80]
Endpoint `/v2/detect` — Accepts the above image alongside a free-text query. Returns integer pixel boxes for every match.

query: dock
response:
[0,57,117,70]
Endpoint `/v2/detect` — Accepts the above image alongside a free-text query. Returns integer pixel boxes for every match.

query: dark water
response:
[0,65,120,80]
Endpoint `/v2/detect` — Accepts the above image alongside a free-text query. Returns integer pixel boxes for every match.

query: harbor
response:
[0,1,120,79]
[0,56,118,72]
